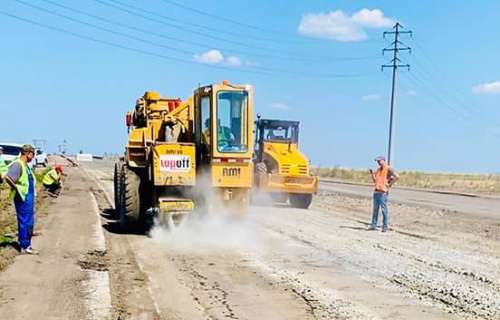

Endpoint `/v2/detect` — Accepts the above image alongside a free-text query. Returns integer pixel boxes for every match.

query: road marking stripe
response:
[81,191,111,320]
[135,257,162,316]
[86,168,162,317]
[81,270,112,320]
[90,191,106,252]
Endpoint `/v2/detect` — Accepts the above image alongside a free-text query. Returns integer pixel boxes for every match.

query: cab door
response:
[194,86,213,171]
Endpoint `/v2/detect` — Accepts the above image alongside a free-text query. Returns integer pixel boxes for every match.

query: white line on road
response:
[81,270,112,320]
[87,169,162,317]
[82,192,112,320]
[90,191,107,252]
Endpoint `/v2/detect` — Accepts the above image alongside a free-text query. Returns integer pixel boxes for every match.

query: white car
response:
[0,143,48,167]
[35,149,48,167]
[0,143,23,164]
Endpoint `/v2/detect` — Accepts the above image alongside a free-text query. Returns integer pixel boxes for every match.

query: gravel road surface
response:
[0,159,498,320]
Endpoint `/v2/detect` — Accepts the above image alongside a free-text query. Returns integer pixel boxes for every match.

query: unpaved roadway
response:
[320,180,500,220]
[0,159,499,320]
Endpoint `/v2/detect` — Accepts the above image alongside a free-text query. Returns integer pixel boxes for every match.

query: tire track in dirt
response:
[178,258,238,319]
[88,179,161,320]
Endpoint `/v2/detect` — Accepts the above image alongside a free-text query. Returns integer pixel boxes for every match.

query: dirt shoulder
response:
[0,165,111,319]
[0,168,52,271]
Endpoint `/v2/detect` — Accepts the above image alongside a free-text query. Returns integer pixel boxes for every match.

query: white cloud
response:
[298,8,395,42]
[407,89,417,96]
[352,9,395,28]
[194,49,224,64]
[226,56,242,67]
[193,50,242,67]
[472,81,500,94]
[361,94,381,101]
[270,103,290,110]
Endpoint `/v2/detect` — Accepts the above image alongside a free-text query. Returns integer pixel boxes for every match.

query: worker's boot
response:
[20,247,39,255]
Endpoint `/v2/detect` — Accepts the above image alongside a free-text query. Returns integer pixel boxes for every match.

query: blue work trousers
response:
[371,192,388,228]
[14,175,35,249]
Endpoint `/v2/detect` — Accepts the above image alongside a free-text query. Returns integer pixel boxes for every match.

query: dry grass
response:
[314,167,500,195]
[0,184,15,241]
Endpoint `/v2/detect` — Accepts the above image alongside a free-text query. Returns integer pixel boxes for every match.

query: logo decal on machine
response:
[159,155,191,172]
[223,167,241,177]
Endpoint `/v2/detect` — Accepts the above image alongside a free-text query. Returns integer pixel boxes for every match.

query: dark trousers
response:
[44,183,61,194]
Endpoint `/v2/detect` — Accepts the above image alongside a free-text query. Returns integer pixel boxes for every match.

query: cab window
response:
[264,125,298,143]
[216,91,248,153]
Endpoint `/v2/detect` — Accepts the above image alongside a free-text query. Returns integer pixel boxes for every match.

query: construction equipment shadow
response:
[99,207,146,235]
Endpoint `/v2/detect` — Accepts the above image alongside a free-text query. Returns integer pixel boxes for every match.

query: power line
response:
[411,41,477,116]
[411,63,473,118]
[158,0,296,39]
[405,71,500,140]
[96,0,376,63]
[96,0,288,55]
[157,0,303,44]
[15,0,195,55]
[403,71,469,120]
[0,11,219,69]
[0,10,373,79]
[38,0,378,64]
[381,22,412,165]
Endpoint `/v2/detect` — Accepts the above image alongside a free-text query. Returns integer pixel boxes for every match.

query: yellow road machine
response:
[114,81,254,230]
[253,116,318,208]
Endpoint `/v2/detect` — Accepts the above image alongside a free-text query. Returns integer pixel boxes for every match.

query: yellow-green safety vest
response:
[9,159,36,202]
[0,155,7,176]
[43,168,59,185]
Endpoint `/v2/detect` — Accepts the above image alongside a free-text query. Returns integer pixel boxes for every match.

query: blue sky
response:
[1,0,499,173]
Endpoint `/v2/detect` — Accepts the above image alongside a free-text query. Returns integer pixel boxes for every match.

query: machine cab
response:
[254,118,300,162]
[194,81,254,188]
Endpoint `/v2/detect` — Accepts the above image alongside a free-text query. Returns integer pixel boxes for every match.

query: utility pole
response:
[33,139,47,152]
[382,22,412,166]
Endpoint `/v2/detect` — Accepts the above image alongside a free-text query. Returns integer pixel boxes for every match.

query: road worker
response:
[4,144,38,254]
[0,146,7,180]
[368,155,399,232]
[43,164,63,196]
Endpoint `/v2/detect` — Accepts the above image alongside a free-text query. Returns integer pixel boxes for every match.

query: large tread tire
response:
[289,193,313,209]
[270,192,288,203]
[119,167,141,228]
[113,162,123,218]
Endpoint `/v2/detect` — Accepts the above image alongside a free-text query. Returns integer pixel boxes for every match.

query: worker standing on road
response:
[42,164,63,196]
[4,144,38,254]
[369,155,399,232]
[0,146,8,180]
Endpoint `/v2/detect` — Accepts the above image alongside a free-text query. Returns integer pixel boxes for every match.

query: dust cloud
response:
[149,209,263,254]
[149,177,281,254]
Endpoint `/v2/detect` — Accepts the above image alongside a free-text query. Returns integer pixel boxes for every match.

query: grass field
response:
[314,167,500,195]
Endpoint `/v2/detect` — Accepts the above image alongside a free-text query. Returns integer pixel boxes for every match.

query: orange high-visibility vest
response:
[374,165,390,192]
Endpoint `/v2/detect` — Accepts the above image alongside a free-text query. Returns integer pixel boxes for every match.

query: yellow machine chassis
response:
[258,173,318,194]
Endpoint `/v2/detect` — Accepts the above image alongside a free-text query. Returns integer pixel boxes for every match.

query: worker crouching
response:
[43,164,63,196]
